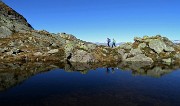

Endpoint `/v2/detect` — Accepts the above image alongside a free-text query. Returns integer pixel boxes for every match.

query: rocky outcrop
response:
[0,1,33,38]
[117,35,179,65]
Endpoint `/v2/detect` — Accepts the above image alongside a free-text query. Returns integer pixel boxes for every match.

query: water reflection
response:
[0,61,179,92]
[0,61,180,106]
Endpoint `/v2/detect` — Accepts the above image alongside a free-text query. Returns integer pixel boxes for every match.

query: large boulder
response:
[128,48,142,56]
[149,39,167,54]
[125,54,153,63]
[149,39,174,54]
[70,50,96,63]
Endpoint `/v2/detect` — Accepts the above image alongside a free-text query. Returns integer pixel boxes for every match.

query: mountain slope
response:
[0,1,33,38]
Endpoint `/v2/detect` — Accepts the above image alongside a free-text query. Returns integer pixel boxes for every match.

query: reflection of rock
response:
[0,62,64,92]
[0,61,179,91]
[146,67,172,77]
[117,61,179,77]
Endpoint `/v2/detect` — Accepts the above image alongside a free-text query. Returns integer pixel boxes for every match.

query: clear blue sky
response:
[2,0,180,42]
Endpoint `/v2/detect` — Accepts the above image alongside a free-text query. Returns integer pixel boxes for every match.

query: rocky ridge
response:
[0,1,180,67]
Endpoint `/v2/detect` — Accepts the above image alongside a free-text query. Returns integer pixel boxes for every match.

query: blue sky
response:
[2,0,180,42]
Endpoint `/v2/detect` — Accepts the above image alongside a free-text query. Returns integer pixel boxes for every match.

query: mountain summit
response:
[0,1,33,38]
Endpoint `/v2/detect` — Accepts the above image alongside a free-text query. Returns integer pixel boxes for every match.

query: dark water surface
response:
[0,62,180,106]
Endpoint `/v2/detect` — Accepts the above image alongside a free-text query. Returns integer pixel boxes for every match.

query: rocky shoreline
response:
[0,1,180,66]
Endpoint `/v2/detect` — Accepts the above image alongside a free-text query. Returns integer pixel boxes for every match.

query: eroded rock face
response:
[0,1,33,38]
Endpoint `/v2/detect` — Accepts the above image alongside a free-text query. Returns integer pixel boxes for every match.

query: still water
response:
[0,62,180,106]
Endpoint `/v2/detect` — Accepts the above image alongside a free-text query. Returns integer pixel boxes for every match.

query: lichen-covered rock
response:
[149,39,166,54]
[125,54,153,63]
[129,48,142,56]
[149,39,175,54]
[70,50,96,63]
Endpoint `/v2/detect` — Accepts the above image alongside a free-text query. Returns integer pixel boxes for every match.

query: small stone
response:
[34,52,43,56]
[48,49,59,54]
[162,58,172,63]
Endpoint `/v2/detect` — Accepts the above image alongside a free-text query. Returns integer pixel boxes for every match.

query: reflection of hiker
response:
[106,67,110,74]
[112,68,115,73]
[107,38,111,47]
[112,38,116,48]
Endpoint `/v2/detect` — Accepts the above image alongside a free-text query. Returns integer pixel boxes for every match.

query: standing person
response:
[112,38,116,48]
[107,38,111,47]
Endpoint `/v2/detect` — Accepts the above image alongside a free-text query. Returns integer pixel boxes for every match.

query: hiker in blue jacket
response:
[107,38,111,47]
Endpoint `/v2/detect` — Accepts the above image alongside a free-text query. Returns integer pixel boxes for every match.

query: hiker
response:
[112,38,116,48]
[107,38,111,47]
